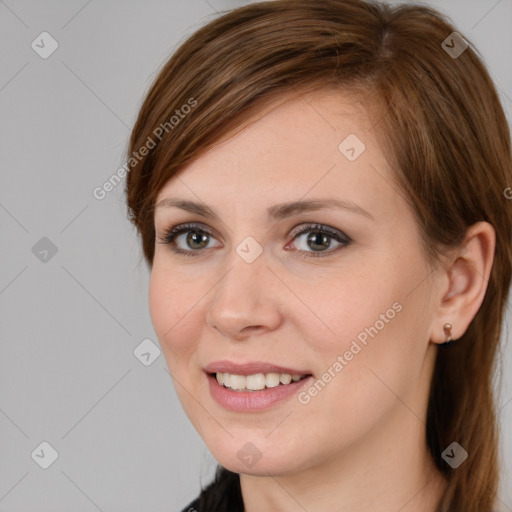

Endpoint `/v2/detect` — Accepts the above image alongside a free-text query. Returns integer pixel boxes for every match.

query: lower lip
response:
[207,373,314,412]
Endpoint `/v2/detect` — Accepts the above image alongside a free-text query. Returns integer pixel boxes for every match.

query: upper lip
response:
[204,360,312,377]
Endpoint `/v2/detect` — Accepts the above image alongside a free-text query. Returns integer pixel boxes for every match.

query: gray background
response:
[0,0,511,510]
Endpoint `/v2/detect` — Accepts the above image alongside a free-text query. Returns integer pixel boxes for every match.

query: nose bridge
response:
[206,243,282,337]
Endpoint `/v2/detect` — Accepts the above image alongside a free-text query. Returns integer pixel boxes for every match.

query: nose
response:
[205,249,283,341]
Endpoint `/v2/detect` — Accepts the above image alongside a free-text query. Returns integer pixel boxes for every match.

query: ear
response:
[430,221,496,344]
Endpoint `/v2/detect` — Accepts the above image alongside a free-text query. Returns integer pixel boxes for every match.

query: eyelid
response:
[288,223,350,242]
[156,222,220,246]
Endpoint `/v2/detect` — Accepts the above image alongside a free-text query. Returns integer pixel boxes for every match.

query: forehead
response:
[155,90,396,219]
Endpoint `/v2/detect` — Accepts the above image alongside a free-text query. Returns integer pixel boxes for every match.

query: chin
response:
[209,444,306,478]
[221,458,293,477]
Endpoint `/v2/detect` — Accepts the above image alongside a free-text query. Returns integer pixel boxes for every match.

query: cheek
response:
[297,263,397,351]
[299,257,424,393]
[148,267,200,369]
[297,301,416,443]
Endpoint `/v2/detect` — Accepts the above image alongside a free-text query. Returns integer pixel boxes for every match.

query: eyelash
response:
[157,222,352,259]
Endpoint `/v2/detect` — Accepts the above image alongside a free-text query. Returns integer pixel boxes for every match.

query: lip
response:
[204,360,312,377]
[207,373,314,412]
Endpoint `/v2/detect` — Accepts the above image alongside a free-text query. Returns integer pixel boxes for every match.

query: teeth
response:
[266,373,281,387]
[215,372,306,391]
[280,373,292,385]
[247,374,266,390]
[229,374,247,390]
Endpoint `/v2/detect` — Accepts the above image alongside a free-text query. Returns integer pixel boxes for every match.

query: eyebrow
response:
[155,197,374,221]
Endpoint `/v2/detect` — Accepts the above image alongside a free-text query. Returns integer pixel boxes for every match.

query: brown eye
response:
[183,230,210,250]
[157,223,220,257]
[288,224,351,258]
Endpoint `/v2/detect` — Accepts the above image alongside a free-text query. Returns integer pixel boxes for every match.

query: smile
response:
[207,373,314,412]
[214,372,308,391]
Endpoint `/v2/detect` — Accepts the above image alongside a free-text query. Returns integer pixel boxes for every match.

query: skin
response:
[149,90,495,512]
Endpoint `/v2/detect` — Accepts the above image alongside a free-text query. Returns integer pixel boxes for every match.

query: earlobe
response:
[431,221,496,345]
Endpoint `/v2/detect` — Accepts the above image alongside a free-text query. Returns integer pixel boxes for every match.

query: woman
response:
[124,0,512,510]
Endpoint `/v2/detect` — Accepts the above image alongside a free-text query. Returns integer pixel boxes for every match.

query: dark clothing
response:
[180,467,244,512]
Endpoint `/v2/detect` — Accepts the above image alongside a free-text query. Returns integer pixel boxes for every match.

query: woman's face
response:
[150,90,443,476]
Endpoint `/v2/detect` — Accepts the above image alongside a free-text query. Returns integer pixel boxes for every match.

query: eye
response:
[156,223,220,257]
[286,223,351,258]
[156,222,351,258]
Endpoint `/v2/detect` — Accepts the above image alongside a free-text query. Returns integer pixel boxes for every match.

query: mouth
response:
[208,371,313,392]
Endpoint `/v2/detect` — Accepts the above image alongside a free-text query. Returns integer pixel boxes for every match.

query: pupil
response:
[188,231,208,249]
[308,232,329,251]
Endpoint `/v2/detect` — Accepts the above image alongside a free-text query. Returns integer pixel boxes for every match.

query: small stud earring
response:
[443,323,453,344]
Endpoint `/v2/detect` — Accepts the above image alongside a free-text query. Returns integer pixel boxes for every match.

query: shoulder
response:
[179,496,200,512]
[179,466,244,512]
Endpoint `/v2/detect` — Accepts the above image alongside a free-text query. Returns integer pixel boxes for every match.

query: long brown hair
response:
[124,1,512,510]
